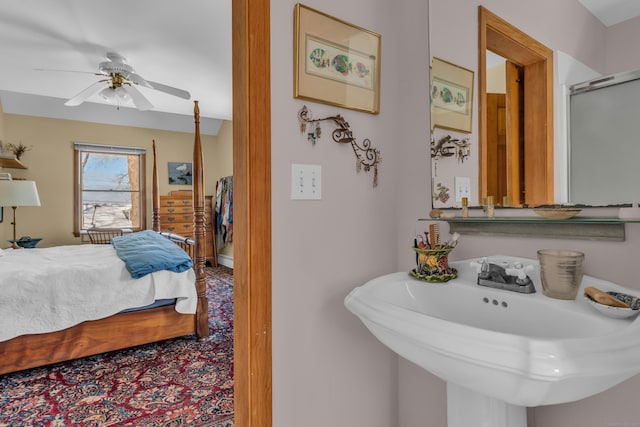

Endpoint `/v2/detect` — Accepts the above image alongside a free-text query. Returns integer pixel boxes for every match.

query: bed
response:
[0,101,209,375]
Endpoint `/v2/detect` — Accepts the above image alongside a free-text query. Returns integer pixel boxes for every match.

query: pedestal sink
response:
[345,256,640,427]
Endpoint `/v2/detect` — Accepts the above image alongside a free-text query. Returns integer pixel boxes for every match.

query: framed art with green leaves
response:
[294,3,381,114]
[431,57,474,133]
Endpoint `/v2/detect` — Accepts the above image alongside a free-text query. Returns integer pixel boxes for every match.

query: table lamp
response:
[0,180,41,249]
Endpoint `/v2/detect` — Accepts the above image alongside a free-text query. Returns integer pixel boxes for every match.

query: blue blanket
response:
[112,230,193,279]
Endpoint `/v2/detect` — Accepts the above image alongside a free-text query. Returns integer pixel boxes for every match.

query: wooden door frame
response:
[478,6,554,206]
[505,60,521,204]
[233,0,272,426]
[485,92,506,202]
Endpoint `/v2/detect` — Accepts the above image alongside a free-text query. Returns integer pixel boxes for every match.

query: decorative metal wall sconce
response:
[298,105,381,187]
[431,134,470,163]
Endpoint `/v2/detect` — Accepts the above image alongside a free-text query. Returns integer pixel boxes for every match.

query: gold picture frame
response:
[430,57,474,133]
[294,3,381,114]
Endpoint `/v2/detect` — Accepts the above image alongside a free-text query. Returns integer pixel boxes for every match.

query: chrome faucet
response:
[470,258,536,294]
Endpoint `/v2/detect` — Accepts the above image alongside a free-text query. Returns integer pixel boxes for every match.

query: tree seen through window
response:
[74,144,146,234]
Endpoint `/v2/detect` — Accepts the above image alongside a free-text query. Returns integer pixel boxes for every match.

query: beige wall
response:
[211,120,234,258]
[0,112,233,252]
[0,100,5,143]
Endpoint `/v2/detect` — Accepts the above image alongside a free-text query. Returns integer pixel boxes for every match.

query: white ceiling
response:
[0,0,231,135]
[0,0,635,136]
[578,0,640,26]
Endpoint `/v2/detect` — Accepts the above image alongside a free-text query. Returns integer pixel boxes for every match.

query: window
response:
[74,143,146,236]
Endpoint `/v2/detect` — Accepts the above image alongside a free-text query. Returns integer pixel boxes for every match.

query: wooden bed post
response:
[152,140,160,232]
[192,101,209,340]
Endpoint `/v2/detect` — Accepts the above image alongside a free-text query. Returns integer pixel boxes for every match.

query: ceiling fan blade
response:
[125,71,154,89]
[145,80,191,100]
[64,80,109,106]
[123,85,154,111]
[34,67,102,75]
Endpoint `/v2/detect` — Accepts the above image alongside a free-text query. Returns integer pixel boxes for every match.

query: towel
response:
[112,230,193,278]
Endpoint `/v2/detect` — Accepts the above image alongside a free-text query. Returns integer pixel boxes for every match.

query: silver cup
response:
[537,249,585,300]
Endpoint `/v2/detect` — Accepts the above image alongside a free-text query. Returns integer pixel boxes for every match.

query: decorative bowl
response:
[533,208,582,220]
[585,291,640,319]
[8,237,42,248]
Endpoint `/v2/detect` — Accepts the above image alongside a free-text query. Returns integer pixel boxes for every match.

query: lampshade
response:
[0,180,41,207]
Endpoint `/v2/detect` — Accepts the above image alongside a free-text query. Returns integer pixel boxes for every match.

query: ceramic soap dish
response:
[584,286,640,319]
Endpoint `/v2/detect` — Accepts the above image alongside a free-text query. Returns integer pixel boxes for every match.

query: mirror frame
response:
[478,6,555,207]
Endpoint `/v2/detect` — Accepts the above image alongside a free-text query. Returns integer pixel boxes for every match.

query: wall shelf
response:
[419,216,640,241]
[0,155,27,169]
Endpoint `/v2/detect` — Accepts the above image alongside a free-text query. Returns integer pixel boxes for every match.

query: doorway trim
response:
[233,0,273,426]
[478,6,554,206]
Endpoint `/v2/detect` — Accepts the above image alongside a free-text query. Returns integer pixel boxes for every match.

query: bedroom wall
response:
[0,113,232,249]
[0,100,5,143]
[211,120,234,260]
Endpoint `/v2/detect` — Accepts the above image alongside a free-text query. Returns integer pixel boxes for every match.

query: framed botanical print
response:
[294,3,381,114]
[431,57,474,133]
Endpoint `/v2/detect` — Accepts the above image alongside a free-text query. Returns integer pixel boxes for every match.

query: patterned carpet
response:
[0,266,234,427]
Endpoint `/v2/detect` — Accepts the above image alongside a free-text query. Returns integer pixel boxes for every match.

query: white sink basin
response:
[345,256,640,426]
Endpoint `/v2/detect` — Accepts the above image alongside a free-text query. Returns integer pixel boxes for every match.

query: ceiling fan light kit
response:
[99,85,131,108]
[60,52,190,111]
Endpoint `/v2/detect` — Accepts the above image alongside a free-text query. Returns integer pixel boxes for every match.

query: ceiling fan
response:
[61,52,191,111]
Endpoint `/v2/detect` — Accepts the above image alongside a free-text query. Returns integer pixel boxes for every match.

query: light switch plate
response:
[454,176,471,202]
[291,163,322,200]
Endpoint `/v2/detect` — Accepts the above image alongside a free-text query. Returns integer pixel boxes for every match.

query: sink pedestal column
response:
[447,383,527,427]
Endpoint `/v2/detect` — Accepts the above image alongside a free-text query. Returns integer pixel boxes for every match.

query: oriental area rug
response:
[0,266,234,427]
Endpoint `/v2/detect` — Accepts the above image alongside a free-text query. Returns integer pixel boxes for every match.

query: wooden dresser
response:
[159,190,217,266]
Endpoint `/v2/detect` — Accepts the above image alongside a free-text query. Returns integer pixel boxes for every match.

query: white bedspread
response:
[0,244,197,342]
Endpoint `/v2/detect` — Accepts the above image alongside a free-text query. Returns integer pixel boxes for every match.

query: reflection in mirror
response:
[431,133,471,206]
[430,6,554,209]
[428,0,640,210]
[478,6,554,208]
[569,70,640,205]
[484,51,508,206]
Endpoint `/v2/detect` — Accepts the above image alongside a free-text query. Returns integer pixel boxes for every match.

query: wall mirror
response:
[429,0,638,210]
